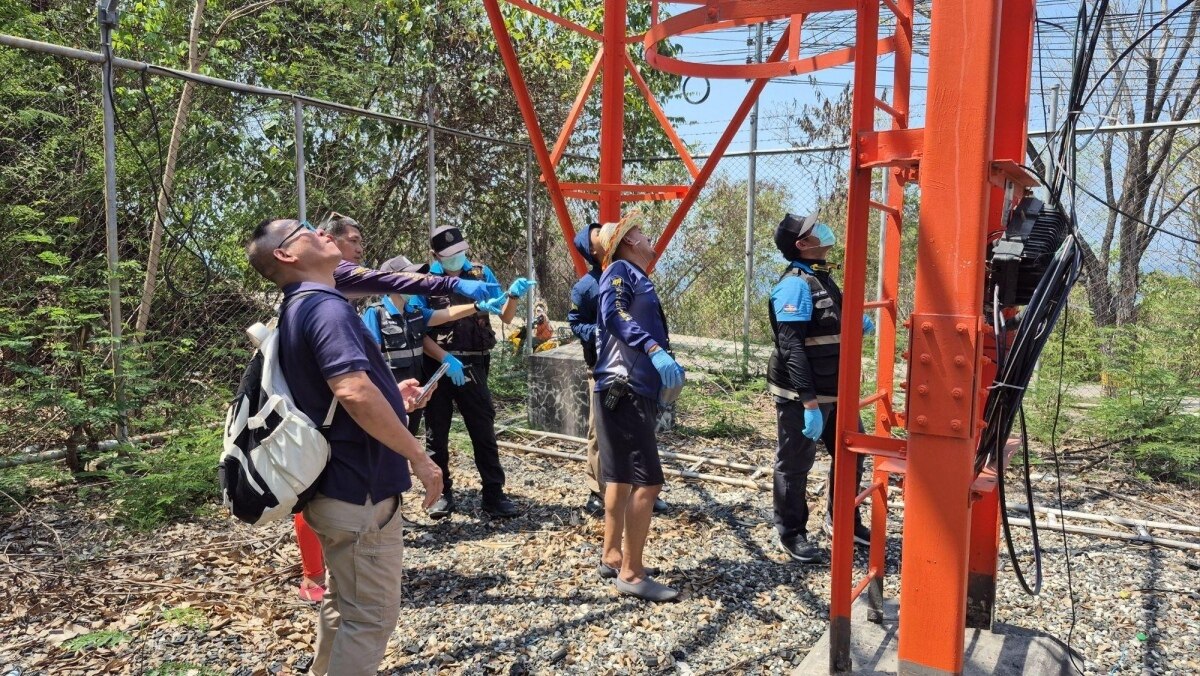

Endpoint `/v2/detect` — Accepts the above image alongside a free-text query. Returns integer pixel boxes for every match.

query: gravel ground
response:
[1,419,1197,675]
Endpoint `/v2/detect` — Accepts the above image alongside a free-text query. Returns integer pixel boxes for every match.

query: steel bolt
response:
[921,321,933,333]
[956,323,968,334]
[917,385,929,395]
[954,355,966,366]
[915,415,928,426]
[920,353,932,364]
[950,419,962,431]
[951,388,963,399]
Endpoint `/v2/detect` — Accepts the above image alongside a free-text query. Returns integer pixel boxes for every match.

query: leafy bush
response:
[102,427,222,530]
[676,376,763,439]
[1026,275,1199,483]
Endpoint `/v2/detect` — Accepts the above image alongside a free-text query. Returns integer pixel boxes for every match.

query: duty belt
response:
[768,383,837,404]
[804,334,841,346]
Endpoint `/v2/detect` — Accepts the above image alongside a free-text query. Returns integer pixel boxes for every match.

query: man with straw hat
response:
[592,213,684,602]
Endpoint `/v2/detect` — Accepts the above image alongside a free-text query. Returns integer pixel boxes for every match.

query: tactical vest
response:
[371,301,428,381]
[767,265,843,402]
[425,265,497,354]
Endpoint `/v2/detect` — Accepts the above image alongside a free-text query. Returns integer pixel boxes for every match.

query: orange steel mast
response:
[485,1,1037,673]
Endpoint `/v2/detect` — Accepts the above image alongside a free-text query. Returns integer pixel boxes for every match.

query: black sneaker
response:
[584,492,605,518]
[653,497,670,514]
[482,493,520,518]
[428,492,455,520]
[823,514,871,546]
[779,533,823,563]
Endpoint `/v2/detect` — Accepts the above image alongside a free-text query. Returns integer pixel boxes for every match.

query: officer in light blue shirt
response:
[767,213,871,564]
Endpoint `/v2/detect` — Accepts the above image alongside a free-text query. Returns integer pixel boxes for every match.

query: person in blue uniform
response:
[592,216,684,603]
[568,223,669,518]
[767,213,871,563]
[411,226,535,519]
[361,255,508,438]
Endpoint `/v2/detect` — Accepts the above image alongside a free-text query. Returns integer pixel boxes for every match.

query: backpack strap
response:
[280,289,341,431]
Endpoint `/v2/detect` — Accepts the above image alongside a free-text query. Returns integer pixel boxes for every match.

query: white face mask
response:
[439,252,467,272]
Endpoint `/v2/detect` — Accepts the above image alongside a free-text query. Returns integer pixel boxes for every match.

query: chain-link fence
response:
[0,35,575,464]
[2,30,1197,466]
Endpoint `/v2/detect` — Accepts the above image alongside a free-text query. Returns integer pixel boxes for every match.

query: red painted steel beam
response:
[857,128,923,168]
[897,0,1005,672]
[505,0,603,41]
[968,0,1036,632]
[483,0,587,277]
[829,0,880,670]
[624,52,700,179]
[598,0,628,225]
[648,25,792,269]
[550,48,604,169]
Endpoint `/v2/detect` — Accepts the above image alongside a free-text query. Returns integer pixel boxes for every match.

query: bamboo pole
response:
[1005,517,1200,552]
[1012,504,1200,535]
[0,427,213,469]
[502,426,767,474]
[497,440,767,491]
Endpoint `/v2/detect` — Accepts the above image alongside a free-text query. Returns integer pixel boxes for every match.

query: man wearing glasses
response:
[277,220,503,304]
[246,217,443,676]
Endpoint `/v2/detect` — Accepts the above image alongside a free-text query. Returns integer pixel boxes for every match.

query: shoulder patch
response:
[783,303,798,313]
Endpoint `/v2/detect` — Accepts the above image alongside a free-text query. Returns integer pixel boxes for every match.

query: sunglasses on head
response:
[276,220,317,249]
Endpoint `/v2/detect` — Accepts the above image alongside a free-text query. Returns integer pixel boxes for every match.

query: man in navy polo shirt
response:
[245,218,443,676]
[592,216,685,603]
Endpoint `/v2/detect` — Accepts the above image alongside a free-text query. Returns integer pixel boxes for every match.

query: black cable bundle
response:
[978,226,1081,475]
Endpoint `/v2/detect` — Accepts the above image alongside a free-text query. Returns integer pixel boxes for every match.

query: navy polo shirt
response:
[278,282,412,504]
[594,260,672,399]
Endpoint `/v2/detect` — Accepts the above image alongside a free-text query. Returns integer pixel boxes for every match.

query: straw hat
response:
[596,212,645,269]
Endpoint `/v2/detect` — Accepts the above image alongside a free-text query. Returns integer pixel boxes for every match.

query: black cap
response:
[430,226,468,257]
[773,213,818,260]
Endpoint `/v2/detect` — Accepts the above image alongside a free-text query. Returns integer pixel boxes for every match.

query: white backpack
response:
[218,293,336,526]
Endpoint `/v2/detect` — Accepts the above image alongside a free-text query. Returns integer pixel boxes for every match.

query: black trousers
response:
[422,355,505,498]
[773,401,866,539]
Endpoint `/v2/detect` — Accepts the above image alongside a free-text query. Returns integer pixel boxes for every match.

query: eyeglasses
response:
[276,220,317,250]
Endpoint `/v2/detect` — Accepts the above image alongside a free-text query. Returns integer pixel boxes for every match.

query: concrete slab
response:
[795,599,1081,675]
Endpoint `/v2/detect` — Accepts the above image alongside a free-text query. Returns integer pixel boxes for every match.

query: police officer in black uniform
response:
[362,255,508,437]
[414,226,534,519]
[768,213,870,563]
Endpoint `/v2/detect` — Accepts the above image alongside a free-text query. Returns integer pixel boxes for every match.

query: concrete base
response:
[795,599,1081,675]
[526,342,673,438]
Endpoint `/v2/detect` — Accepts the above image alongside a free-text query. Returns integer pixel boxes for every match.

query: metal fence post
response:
[741,22,764,377]
[293,100,307,221]
[427,84,437,233]
[525,148,536,357]
[98,0,127,442]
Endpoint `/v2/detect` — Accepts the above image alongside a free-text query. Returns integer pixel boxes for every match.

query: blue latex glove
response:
[649,349,684,389]
[507,277,536,298]
[455,279,503,302]
[802,406,824,440]
[862,314,876,335]
[475,293,508,315]
[441,354,466,386]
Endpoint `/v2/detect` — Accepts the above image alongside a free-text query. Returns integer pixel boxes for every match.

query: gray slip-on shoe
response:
[597,562,660,579]
[614,576,680,602]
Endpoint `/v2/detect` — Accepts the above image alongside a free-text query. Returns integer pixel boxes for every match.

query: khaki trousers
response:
[303,493,405,676]
[585,376,606,495]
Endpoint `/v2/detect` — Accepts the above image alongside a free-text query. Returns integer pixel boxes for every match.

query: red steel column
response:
[967,0,1034,630]
[897,0,1003,672]
[599,0,627,224]
[830,0,880,670]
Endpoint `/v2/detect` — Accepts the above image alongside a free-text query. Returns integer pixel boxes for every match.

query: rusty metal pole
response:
[897,0,1004,672]
[598,0,627,225]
